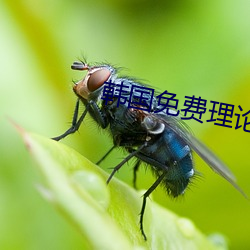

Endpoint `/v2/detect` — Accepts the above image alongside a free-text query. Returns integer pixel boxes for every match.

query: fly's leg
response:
[96,145,116,165]
[107,143,146,184]
[52,99,89,141]
[133,160,141,189]
[140,172,166,240]
[52,99,108,141]
[88,100,107,129]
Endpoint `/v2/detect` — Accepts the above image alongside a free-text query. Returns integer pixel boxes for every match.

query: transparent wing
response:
[152,113,247,198]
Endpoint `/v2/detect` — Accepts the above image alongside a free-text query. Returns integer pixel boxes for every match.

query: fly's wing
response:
[154,113,247,198]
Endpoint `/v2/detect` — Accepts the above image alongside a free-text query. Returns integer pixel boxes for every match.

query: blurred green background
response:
[1,0,250,249]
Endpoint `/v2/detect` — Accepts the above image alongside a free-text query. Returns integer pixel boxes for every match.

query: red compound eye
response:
[87,68,111,92]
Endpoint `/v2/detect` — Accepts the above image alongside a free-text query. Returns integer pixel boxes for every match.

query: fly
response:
[52,60,246,240]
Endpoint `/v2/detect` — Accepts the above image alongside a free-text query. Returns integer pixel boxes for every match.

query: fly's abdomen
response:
[163,129,194,197]
[164,154,193,197]
[137,128,194,197]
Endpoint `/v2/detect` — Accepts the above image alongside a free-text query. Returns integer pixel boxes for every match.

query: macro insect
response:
[52,60,245,240]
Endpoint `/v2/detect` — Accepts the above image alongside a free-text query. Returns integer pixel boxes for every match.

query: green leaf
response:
[19,128,227,250]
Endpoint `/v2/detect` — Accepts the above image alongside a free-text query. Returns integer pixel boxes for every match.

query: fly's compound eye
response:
[87,68,111,92]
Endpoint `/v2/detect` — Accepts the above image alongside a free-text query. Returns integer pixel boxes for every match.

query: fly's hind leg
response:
[140,172,166,240]
[133,160,141,189]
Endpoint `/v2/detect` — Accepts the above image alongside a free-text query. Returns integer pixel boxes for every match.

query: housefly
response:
[52,60,246,240]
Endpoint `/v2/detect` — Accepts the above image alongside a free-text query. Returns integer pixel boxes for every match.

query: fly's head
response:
[72,61,115,101]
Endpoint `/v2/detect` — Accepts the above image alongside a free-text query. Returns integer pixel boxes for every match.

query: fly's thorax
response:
[142,116,165,134]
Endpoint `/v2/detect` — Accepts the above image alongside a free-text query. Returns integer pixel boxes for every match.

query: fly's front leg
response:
[89,100,108,129]
[52,99,88,141]
[52,99,108,141]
